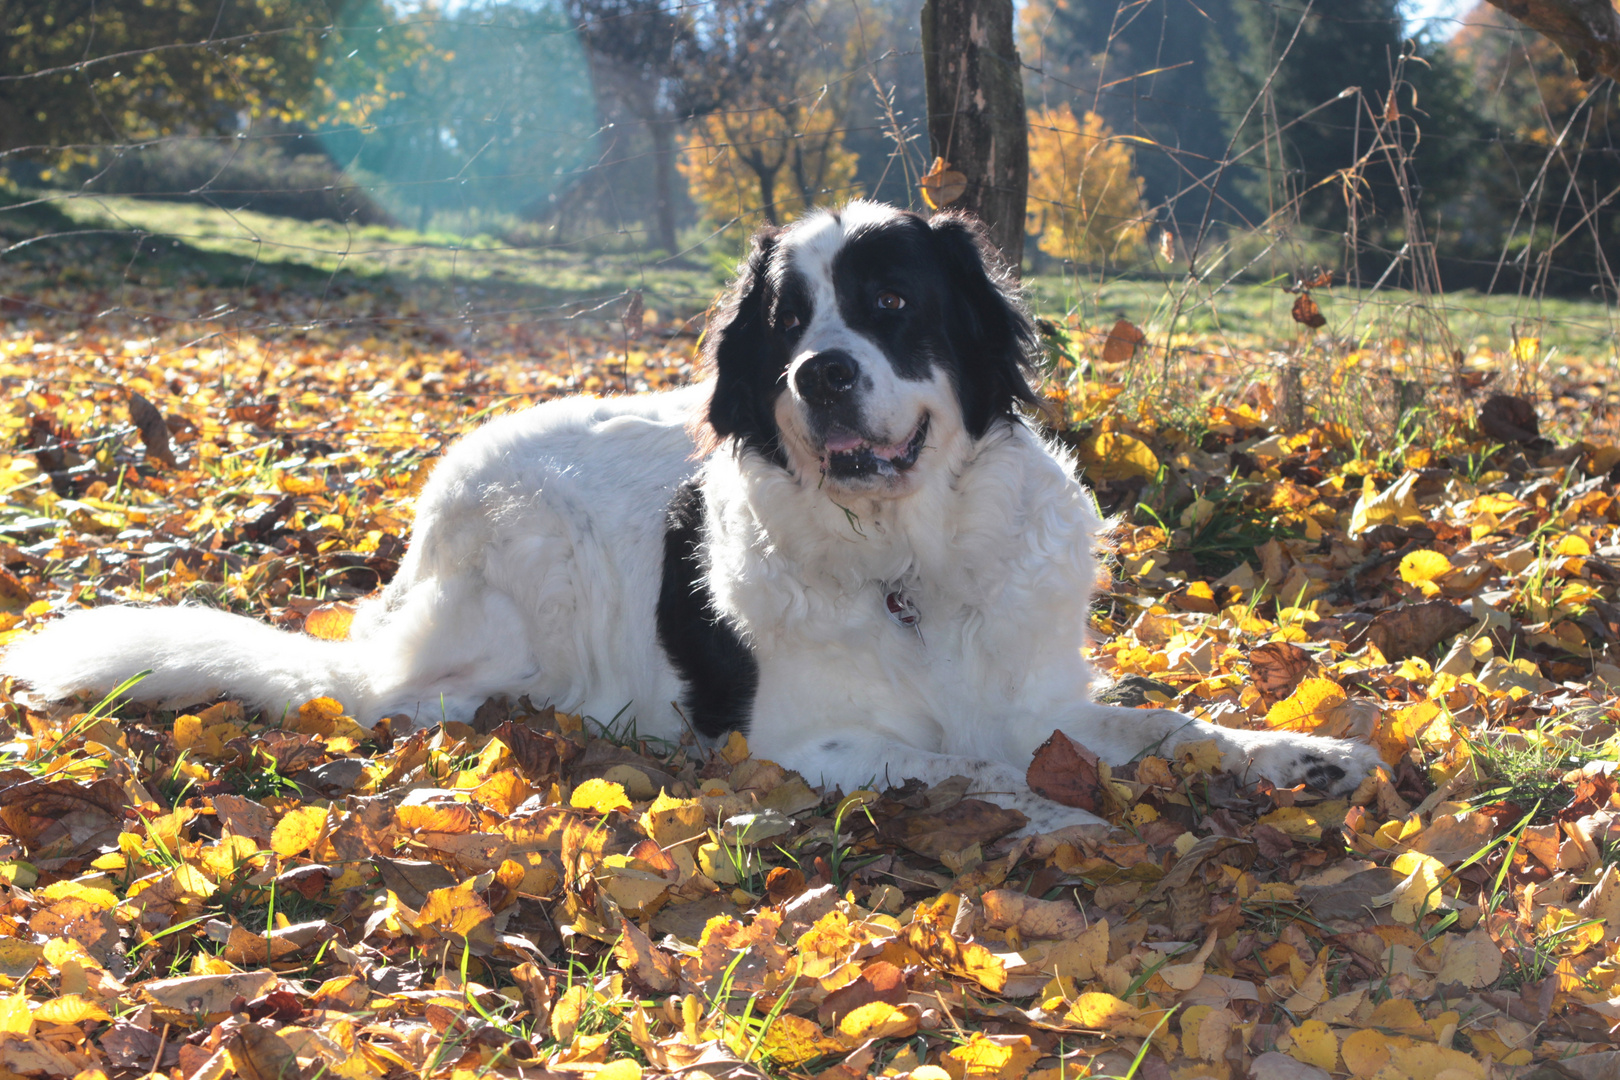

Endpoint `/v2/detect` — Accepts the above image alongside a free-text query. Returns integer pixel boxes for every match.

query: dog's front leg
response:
[1040,705,1384,799]
[767,730,1111,834]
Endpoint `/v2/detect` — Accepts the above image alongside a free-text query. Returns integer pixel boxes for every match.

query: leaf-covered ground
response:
[1,243,1620,1080]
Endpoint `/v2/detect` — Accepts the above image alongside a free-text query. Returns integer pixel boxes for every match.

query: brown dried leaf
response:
[1027,729,1108,813]
[128,391,177,467]
[613,917,678,993]
[1360,601,1475,661]
[920,157,968,209]
[224,1022,301,1080]
[882,796,1027,861]
[1249,641,1314,699]
[1479,392,1541,443]
[1101,318,1147,365]
[373,857,456,909]
[980,889,1089,939]
[1291,293,1327,329]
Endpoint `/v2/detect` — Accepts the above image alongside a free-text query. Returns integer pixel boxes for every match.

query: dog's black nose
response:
[795,351,859,404]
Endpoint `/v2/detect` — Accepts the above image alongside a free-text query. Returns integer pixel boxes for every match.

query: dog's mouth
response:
[819,416,930,481]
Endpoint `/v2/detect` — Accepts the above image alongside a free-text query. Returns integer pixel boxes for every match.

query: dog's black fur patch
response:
[706,229,789,467]
[706,210,1039,454]
[656,480,757,739]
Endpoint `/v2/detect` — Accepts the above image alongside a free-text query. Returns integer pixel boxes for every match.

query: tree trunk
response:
[751,161,781,226]
[648,117,679,253]
[921,0,1029,272]
[1485,0,1620,82]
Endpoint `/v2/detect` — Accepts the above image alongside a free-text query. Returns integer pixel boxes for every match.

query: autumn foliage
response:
[679,107,860,228]
[1,241,1620,1079]
[1025,106,1150,264]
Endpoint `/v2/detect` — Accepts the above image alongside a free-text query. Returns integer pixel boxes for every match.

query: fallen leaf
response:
[1027,729,1110,813]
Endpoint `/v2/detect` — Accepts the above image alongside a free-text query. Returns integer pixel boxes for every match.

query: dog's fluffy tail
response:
[1,606,370,717]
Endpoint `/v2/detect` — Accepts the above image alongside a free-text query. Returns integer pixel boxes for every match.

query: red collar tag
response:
[885,589,923,643]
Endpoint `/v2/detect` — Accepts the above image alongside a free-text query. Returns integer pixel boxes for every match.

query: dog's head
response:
[704,201,1037,495]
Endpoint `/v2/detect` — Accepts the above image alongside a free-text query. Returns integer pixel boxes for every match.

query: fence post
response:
[1278,362,1305,431]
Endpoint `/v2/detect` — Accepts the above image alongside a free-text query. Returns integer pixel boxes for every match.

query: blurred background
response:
[2,0,1618,412]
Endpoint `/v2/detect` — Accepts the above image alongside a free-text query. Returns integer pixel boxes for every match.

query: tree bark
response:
[649,117,679,253]
[749,160,781,226]
[921,0,1029,272]
[1485,0,1620,82]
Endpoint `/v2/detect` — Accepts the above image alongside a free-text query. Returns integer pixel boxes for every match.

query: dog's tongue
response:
[823,428,914,459]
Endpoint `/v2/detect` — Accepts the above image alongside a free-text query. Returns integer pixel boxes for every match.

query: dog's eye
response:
[876,291,905,311]
[781,313,802,332]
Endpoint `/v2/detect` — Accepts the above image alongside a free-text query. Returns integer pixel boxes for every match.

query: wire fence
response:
[2,0,1619,457]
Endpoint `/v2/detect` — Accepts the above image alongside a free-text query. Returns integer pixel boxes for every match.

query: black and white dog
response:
[2,202,1381,831]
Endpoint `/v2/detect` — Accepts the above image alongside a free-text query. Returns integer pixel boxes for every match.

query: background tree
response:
[1447,2,1620,292]
[1208,0,1482,263]
[1019,0,1243,226]
[0,0,359,171]
[316,1,597,234]
[1026,105,1148,263]
[564,0,696,252]
[677,0,862,226]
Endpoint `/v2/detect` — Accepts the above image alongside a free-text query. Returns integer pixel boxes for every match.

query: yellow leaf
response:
[1342,1029,1394,1077]
[719,730,750,765]
[1387,1040,1487,1078]
[1284,1019,1338,1071]
[919,157,968,210]
[1067,992,1143,1032]
[551,985,589,1045]
[1398,550,1452,585]
[571,778,632,815]
[1377,699,1442,764]
[1256,806,1325,842]
[837,1001,919,1044]
[1265,677,1346,733]
[1078,431,1160,483]
[1376,851,1451,924]
[174,714,204,753]
[1348,473,1424,537]
[943,1033,1041,1080]
[40,880,117,910]
[0,993,31,1036]
[270,805,329,859]
[1364,996,1429,1036]
[304,603,354,641]
[0,940,43,980]
[34,993,111,1024]
[1553,534,1591,557]
[639,790,707,849]
[415,880,496,948]
[1178,1004,1211,1060]
[744,1013,842,1067]
[595,1063,642,1080]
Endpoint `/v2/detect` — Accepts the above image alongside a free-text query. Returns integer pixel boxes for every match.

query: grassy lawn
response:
[32,190,725,321]
[20,191,1617,358]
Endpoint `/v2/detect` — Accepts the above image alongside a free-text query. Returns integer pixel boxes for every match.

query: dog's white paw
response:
[1246,736,1384,798]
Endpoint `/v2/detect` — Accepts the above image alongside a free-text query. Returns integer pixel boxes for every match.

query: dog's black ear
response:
[928,212,1038,438]
[705,226,781,450]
